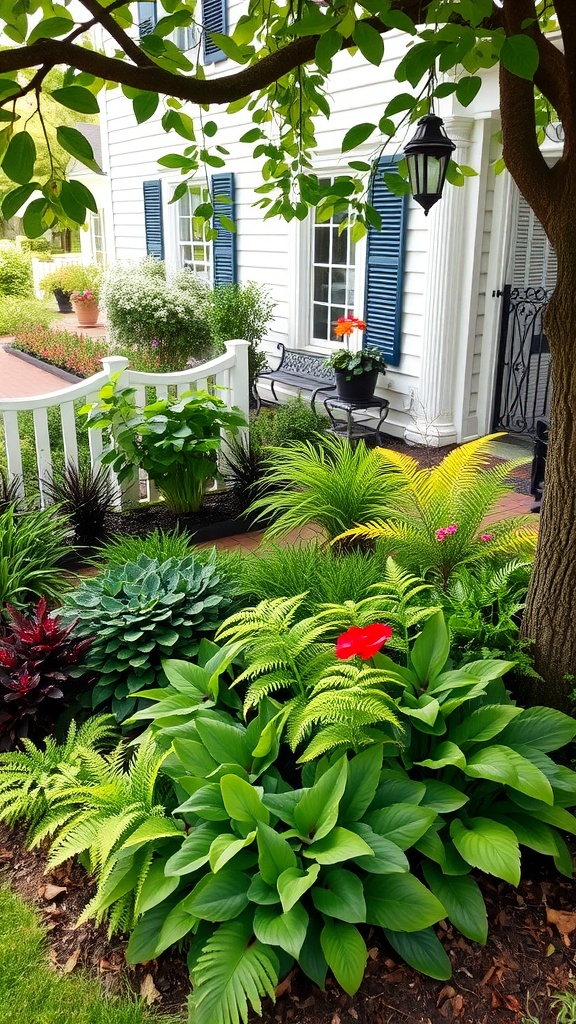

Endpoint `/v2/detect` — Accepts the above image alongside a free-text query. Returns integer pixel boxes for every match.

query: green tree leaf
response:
[422,861,488,944]
[2,131,36,184]
[500,34,539,80]
[320,921,367,995]
[1,182,39,219]
[51,85,99,114]
[455,75,482,106]
[253,902,308,959]
[341,123,376,153]
[22,197,50,237]
[353,22,384,66]
[450,818,521,885]
[56,125,102,172]
[28,15,73,43]
[133,91,159,124]
[364,873,445,932]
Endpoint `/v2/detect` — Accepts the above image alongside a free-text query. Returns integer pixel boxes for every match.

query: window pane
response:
[314,265,329,304]
[332,226,348,266]
[314,227,330,265]
[313,304,328,341]
[331,268,346,305]
[179,216,191,242]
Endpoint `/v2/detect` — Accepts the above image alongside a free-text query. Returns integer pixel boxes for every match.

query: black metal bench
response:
[253,343,336,413]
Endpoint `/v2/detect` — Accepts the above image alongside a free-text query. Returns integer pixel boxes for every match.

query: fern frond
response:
[190,919,279,1024]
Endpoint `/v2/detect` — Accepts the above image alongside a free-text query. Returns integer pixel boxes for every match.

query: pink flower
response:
[436,524,458,542]
[336,623,393,660]
[480,533,493,542]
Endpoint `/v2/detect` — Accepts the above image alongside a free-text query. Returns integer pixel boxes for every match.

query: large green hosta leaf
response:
[450,817,520,886]
[422,861,488,944]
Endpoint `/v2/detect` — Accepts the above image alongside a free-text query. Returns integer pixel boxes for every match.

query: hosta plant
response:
[2,615,575,1024]
[0,598,93,750]
[336,434,538,586]
[83,377,247,513]
[60,552,232,721]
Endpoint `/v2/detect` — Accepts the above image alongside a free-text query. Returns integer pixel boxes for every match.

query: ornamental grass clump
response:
[60,552,233,721]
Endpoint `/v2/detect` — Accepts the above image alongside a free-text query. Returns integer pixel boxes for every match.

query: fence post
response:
[225,339,250,425]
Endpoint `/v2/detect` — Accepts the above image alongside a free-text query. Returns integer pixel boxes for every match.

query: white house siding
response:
[100,14,562,443]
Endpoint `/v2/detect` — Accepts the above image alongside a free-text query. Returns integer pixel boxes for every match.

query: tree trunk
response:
[521,226,576,709]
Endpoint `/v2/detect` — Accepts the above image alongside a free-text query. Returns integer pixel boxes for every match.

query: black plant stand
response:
[323,394,390,443]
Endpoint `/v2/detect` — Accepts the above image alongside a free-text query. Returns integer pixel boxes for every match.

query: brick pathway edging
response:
[5,345,81,384]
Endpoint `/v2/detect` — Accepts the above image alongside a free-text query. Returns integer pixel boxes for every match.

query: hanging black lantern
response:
[403,113,456,215]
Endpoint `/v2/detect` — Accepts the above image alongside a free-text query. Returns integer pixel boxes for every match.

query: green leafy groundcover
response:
[1,612,575,1024]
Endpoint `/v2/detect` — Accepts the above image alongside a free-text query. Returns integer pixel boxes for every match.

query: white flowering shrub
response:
[102,258,214,370]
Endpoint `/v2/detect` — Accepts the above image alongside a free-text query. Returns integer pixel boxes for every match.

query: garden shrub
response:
[251,395,328,449]
[13,325,108,377]
[60,552,234,720]
[84,379,246,513]
[0,243,32,296]
[0,506,71,613]
[103,258,215,370]
[0,297,53,334]
[40,263,101,300]
[339,434,538,585]
[206,280,275,389]
[248,433,403,541]
[0,599,92,750]
[5,613,576,1024]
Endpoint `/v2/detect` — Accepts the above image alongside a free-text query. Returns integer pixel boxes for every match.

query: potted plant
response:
[84,379,247,513]
[70,287,100,327]
[41,263,101,316]
[326,316,387,401]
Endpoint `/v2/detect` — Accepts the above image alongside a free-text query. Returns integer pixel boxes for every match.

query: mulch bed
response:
[1,823,574,1024]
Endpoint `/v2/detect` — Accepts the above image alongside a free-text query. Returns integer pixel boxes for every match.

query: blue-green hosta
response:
[60,552,233,721]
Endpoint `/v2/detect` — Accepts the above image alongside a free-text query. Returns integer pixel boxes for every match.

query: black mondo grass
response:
[44,463,114,549]
[0,468,24,514]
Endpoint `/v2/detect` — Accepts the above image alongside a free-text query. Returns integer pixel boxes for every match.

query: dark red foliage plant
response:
[0,598,93,750]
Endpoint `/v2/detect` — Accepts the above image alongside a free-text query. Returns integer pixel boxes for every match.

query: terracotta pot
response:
[73,299,100,327]
[335,368,379,402]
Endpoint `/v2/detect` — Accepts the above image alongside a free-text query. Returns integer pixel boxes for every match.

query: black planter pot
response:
[335,368,379,402]
[54,288,73,313]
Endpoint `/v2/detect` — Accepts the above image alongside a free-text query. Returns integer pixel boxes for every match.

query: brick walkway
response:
[0,337,65,399]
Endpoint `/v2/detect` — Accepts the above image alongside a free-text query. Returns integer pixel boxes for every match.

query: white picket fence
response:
[0,340,250,508]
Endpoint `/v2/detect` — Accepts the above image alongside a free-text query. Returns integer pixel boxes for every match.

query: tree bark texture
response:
[521,226,576,709]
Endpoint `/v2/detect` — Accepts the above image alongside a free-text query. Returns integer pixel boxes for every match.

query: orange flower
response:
[334,316,367,338]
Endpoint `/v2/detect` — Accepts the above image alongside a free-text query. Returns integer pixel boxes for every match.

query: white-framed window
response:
[90,210,105,265]
[311,177,356,344]
[176,184,212,281]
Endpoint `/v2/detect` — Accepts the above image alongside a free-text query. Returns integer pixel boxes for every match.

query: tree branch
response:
[553,0,576,137]
[75,0,156,68]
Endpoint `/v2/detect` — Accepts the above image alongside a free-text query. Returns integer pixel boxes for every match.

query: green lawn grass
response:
[0,887,180,1024]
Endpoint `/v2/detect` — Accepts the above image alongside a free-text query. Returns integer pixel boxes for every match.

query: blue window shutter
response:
[364,158,408,367]
[143,180,164,260]
[203,0,227,63]
[211,173,236,285]
[138,1,157,37]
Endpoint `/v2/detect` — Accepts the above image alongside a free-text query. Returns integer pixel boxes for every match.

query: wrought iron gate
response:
[492,285,554,438]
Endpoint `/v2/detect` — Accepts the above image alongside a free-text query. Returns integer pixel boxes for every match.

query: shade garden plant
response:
[1,611,575,1024]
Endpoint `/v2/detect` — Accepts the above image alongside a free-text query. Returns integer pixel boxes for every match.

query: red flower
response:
[336,623,393,660]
